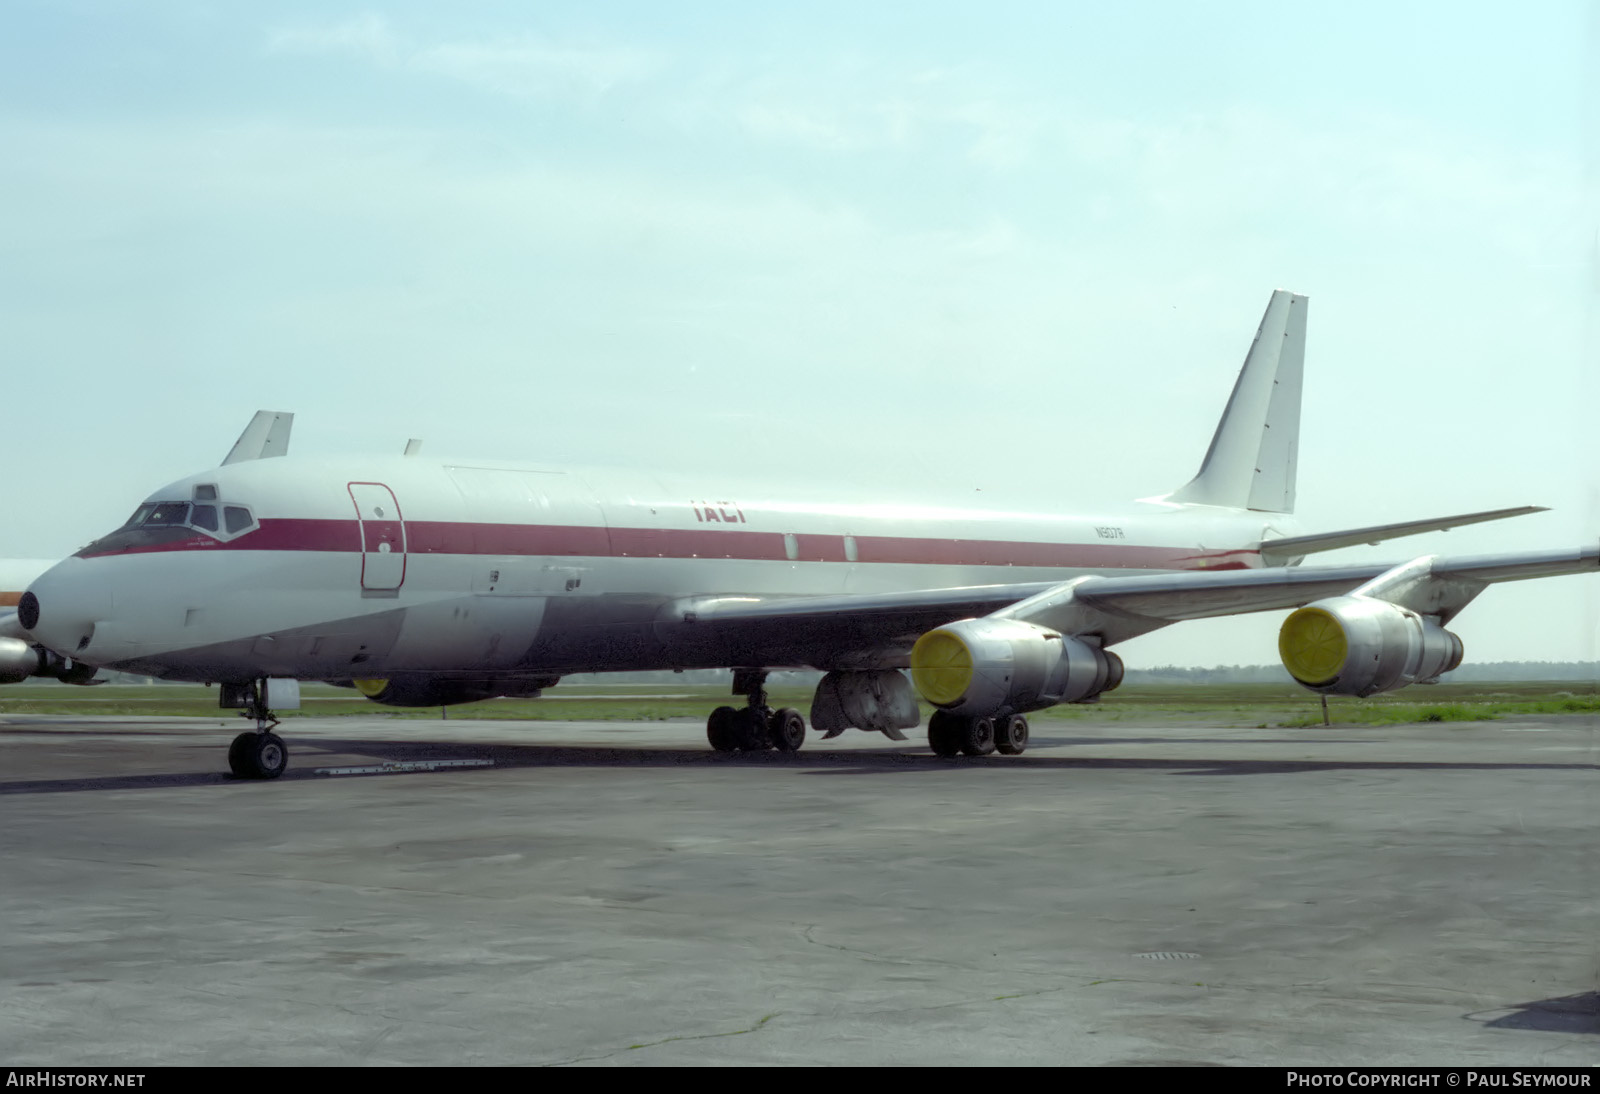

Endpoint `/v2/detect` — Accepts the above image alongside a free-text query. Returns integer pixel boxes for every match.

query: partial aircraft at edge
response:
[11,291,1597,777]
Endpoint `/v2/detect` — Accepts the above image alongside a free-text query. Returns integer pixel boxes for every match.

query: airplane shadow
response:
[1472,991,1599,1034]
[0,733,1591,795]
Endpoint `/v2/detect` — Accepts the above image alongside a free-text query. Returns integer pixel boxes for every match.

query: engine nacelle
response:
[909,618,1123,718]
[1279,595,1463,697]
[0,637,38,684]
[350,674,560,707]
[0,638,98,685]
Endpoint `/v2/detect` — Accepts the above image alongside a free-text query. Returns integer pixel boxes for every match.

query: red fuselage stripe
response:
[78,518,1261,570]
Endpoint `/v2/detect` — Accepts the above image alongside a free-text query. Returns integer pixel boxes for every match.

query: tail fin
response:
[222,410,294,466]
[1166,290,1307,513]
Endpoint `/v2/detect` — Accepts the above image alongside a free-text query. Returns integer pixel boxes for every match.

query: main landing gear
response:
[927,711,1029,758]
[707,669,807,754]
[226,678,288,780]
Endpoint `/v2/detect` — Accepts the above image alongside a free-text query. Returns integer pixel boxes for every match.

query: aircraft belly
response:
[104,607,408,681]
[384,594,547,671]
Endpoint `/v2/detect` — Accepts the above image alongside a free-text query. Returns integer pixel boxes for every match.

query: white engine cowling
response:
[0,637,39,684]
[909,617,1123,717]
[0,638,96,685]
[1278,595,1463,697]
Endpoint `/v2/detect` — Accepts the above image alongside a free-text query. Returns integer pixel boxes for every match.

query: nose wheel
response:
[226,678,288,779]
[228,729,288,779]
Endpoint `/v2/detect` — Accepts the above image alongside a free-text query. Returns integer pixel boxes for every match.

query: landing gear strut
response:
[927,711,1027,758]
[706,669,806,753]
[226,678,288,780]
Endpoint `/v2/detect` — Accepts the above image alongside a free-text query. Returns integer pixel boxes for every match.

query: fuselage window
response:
[191,504,219,532]
[223,506,255,535]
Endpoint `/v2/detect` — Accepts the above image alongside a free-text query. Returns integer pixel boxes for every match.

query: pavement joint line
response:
[313,759,496,775]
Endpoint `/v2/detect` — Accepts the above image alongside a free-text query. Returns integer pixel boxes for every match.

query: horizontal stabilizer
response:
[222,411,294,466]
[1257,506,1547,563]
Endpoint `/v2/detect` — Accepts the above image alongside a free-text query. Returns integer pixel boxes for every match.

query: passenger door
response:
[347,482,407,591]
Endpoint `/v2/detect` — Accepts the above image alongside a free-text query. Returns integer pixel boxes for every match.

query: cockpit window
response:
[224,506,255,535]
[83,492,261,558]
[114,498,256,540]
[139,502,192,527]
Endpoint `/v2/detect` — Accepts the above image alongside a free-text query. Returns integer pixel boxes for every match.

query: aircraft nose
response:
[22,559,112,660]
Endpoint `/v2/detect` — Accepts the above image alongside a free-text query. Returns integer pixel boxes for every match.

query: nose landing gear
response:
[224,678,288,779]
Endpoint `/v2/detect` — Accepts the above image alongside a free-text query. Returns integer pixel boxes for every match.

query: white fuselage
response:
[23,455,1294,682]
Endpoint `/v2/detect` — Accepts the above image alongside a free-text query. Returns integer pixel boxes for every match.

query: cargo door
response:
[348,482,407,591]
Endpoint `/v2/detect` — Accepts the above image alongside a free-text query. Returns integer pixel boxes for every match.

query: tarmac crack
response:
[800,924,980,970]
[540,1013,780,1066]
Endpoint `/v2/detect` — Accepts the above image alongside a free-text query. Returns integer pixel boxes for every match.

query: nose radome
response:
[22,559,111,661]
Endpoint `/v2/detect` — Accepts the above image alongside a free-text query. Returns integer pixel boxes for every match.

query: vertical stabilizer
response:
[222,411,294,465]
[1167,290,1306,513]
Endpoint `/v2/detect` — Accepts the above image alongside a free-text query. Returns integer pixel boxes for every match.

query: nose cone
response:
[22,558,113,661]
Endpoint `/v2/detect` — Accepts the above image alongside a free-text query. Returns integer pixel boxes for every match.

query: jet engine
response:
[1278,596,1463,697]
[0,638,36,684]
[348,674,561,707]
[909,618,1123,718]
[0,638,97,685]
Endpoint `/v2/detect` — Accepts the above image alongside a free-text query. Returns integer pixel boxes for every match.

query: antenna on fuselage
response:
[404,439,423,456]
[222,411,294,465]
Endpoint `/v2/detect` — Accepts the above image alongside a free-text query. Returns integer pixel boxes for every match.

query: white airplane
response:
[16,291,1596,778]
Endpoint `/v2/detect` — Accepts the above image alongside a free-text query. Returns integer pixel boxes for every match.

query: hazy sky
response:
[3,2,1596,669]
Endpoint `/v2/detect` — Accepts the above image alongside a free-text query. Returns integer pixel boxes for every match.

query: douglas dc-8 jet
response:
[15,292,1598,778]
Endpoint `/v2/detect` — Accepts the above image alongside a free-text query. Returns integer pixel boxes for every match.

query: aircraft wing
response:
[666,545,1600,666]
[1256,505,1547,562]
[666,582,1062,669]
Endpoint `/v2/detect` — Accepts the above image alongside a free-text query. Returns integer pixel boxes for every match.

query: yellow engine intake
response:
[1278,606,1347,687]
[910,628,974,706]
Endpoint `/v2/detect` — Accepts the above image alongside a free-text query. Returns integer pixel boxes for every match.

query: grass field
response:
[3,679,1597,727]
